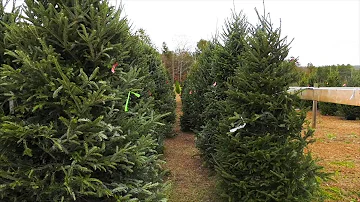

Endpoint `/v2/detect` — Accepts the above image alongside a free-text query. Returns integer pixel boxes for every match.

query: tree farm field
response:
[306,110,360,201]
[165,95,360,202]
[164,94,221,202]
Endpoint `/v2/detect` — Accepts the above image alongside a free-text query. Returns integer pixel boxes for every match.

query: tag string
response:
[230,116,246,133]
[125,91,141,112]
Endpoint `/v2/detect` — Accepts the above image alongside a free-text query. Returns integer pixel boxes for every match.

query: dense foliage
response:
[0,0,19,115]
[0,0,174,201]
[140,42,176,140]
[214,12,326,201]
[298,64,355,87]
[180,49,212,132]
[181,9,327,201]
[196,12,248,167]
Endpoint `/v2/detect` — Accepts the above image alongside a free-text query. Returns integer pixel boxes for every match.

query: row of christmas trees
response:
[181,11,329,201]
[0,0,175,201]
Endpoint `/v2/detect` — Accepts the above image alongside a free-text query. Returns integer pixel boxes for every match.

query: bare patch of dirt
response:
[163,94,219,202]
[307,111,360,201]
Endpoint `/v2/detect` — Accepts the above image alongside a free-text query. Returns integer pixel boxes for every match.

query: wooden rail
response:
[288,86,360,128]
[289,87,360,106]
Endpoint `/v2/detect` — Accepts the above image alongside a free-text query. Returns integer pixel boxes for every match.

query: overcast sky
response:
[119,0,360,67]
[6,0,360,66]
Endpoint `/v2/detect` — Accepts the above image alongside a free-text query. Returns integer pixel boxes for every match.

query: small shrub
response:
[174,80,181,94]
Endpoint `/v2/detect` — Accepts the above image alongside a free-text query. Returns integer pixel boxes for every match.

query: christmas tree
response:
[0,0,19,115]
[0,0,171,201]
[180,42,214,132]
[196,11,248,167]
[215,10,327,201]
[138,39,176,139]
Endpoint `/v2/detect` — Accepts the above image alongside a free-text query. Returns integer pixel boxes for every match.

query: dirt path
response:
[164,94,219,202]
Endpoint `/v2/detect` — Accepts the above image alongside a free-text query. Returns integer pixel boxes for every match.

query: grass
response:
[329,160,355,168]
[348,133,358,138]
[316,178,359,202]
[321,186,344,201]
[166,174,222,202]
[327,133,337,140]
[317,137,325,142]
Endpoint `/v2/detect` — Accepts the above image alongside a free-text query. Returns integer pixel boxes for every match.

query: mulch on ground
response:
[164,95,360,201]
[163,94,219,202]
[306,111,360,201]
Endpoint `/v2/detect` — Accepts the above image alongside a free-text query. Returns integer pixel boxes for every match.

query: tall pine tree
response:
[0,0,19,115]
[0,0,171,201]
[136,36,176,139]
[196,11,248,167]
[180,41,214,132]
[215,10,327,201]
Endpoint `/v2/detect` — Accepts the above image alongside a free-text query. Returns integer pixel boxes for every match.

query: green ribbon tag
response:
[125,91,141,112]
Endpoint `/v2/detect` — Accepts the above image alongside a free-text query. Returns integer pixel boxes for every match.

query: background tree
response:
[161,41,174,81]
[194,39,209,55]
[180,41,216,132]
[196,11,248,167]
[298,62,317,87]
[173,40,194,82]
[160,40,194,83]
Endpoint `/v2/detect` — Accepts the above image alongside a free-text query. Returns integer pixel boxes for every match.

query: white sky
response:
[119,0,360,67]
[5,0,360,66]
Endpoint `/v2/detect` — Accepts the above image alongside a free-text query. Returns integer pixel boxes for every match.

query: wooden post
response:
[9,100,14,114]
[312,83,318,128]
[288,86,360,129]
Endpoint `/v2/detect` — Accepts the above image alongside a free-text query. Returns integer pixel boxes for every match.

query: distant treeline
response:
[297,64,359,87]
[296,64,360,119]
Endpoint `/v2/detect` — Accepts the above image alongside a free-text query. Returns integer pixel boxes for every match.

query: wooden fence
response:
[289,86,360,128]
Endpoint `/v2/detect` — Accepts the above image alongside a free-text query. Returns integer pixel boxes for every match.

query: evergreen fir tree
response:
[215,11,327,201]
[0,1,170,201]
[180,42,214,132]
[0,0,19,115]
[196,12,248,167]
[139,40,176,140]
